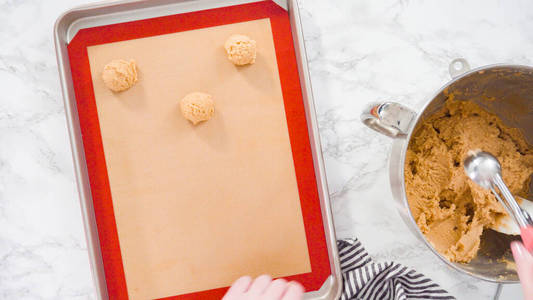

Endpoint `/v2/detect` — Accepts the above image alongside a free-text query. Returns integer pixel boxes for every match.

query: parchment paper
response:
[87,18,311,299]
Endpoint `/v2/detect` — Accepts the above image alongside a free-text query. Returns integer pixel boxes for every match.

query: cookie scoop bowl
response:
[362,59,533,283]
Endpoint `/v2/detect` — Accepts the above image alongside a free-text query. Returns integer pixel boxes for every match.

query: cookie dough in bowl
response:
[405,96,533,263]
[361,63,533,282]
[180,92,215,125]
[102,59,138,92]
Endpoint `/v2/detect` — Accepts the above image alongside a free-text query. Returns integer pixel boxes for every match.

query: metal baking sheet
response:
[54,1,341,299]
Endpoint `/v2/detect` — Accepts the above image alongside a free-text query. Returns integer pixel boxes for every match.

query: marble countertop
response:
[1,0,531,299]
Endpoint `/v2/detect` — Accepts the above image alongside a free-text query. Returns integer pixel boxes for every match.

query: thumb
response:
[511,242,533,300]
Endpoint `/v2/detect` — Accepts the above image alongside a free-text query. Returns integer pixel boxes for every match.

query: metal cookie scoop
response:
[464,151,533,251]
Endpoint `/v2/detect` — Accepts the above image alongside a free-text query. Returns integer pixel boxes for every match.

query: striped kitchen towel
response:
[338,239,455,300]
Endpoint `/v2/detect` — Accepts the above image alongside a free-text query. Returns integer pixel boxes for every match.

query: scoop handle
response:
[520,226,533,252]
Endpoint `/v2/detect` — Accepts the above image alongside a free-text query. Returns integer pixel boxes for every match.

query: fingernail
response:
[288,281,305,292]
[511,241,526,258]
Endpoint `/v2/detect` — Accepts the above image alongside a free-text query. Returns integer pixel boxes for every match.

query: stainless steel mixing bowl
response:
[361,59,533,282]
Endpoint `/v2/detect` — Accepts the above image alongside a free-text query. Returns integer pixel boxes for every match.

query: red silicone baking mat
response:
[67,1,330,299]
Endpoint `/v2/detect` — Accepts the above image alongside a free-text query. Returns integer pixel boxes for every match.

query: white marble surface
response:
[1,0,532,299]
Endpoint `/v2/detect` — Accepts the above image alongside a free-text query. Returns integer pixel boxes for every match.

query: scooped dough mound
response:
[102,59,138,92]
[405,95,533,263]
[224,34,257,66]
[180,92,215,125]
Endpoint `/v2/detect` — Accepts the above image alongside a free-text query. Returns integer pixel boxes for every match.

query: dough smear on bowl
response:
[405,94,533,263]
[224,34,257,66]
[180,92,215,125]
[102,59,138,92]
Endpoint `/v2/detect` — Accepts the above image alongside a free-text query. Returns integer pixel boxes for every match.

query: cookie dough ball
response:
[102,59,138,92]
[180,92,215,125]
[224,34,257,66]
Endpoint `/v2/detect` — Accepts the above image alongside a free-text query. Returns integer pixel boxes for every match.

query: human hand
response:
[222,275,304,300]
[511,241,533,300]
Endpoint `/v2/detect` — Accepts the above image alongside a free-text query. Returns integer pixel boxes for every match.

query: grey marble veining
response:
[1,0,531,299]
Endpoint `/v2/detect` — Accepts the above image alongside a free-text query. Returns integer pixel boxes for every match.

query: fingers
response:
[262,278,288,299]
[247,274,272,296]
[281,281,304,300]
[511,242,533,300]
[223,276,252,299]
[223,275,304,300]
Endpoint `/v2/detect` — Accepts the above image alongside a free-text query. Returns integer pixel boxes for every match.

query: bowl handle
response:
[361,58,471,138]
[361,102,417,138]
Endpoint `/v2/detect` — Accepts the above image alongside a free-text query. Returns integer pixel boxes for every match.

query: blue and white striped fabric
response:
[338,239,455,300]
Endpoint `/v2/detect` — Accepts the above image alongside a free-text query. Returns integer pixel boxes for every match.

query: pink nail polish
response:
[511,241,526,258]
